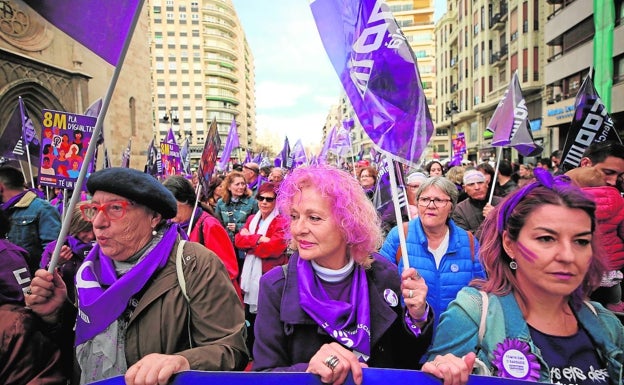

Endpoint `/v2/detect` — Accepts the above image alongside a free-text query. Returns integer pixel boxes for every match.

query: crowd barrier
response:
[91,367,535,385]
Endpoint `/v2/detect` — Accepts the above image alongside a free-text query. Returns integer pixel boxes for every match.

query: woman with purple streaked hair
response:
[253,164,472,385]
[426,168,624,384]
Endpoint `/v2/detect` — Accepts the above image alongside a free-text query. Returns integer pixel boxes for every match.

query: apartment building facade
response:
[149,0,256,167]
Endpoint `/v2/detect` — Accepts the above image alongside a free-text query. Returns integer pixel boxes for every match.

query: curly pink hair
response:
[277,164,382,266]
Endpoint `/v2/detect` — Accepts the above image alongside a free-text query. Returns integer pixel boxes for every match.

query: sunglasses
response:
[257,195,276,202]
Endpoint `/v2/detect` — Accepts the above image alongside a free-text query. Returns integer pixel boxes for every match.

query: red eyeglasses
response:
[80,200,133,222]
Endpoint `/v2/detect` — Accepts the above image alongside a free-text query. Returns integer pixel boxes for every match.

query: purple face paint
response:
[516,241,539,263]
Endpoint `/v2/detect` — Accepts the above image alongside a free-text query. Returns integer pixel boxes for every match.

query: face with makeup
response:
[502,204,593,301]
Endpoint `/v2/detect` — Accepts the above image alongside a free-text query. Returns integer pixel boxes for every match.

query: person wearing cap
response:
[405,171,428,218]
[25,167,248,385]
[243,162,263,196]
[380,176,485,327]
[452,169,502,238]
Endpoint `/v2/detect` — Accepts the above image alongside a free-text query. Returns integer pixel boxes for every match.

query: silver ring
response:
[323,354,340,371]
[408,289,414,299]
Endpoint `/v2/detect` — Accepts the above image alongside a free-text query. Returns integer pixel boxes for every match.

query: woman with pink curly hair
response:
[252,164,472,385]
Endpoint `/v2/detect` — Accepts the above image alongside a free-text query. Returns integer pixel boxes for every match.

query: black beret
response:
[87,167,177,219]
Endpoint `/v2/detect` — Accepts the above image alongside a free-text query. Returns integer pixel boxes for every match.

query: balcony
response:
[500,44,509,57]
[450,83,458,93]
[490,52,500,64]
[450,56,458,67]
[489,14,500,29]
[500,3,508,22]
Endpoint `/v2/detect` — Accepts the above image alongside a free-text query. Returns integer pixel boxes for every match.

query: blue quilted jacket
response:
[379,217,485,326]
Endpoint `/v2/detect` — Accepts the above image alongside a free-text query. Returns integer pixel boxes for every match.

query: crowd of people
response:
[0,140,623,385]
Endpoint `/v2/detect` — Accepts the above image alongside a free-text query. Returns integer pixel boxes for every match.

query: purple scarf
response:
[0,190,27,211]
[297,257,372,359]
[74,225,178,345]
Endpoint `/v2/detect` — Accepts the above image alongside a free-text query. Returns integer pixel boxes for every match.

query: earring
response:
[152,229,157,236]
[509,260,518,270]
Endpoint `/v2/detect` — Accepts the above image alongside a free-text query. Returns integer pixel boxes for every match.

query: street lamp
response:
[445,101,459,160]
[161,108,179,140]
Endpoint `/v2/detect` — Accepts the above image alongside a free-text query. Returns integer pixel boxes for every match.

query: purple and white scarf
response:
[74,225,178,345]
[297,257,372,360]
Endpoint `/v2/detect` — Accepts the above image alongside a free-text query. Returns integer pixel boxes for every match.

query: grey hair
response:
[415,176,459,212]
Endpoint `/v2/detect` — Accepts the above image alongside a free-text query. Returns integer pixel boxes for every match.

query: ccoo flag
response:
[24,0,143,66]
[559,73,622,172]
[486,72,542,157]
[310,0,434,166]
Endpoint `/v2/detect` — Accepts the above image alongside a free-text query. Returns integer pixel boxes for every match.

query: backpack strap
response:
[176,240,189,302]
[478,290,488,344]
[175,240,193,348]
[394,222,410,265]
[467,230,475,262]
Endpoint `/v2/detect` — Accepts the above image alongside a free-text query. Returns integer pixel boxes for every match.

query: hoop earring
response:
[509,260,518,270]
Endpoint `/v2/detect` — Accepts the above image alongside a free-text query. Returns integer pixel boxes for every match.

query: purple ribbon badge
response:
[492,338,540,381]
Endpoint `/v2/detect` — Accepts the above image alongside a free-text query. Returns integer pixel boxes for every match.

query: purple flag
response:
[290,139,308,167]
[343,117,355,130]
[165,127,178,145]
[198,118,221,194]
[0,104,26,161]
[486,72,542,157]
[121,139,132,168]
[373,158,408,228]
[252,152,262,164]
[259,153,272,169]
[310,0,434,166]
[279,137,292,169]
[180,137,192,176]
[24,0,143,66]
[243,149,253,164]
[318,126,336,165]
[145,138,162,177]
[217,118,239,171]
[560,73,622,172]
[330,126,352,157]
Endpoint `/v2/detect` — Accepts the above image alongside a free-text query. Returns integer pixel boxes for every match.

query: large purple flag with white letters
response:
[310,0,433,166]
[486,72,542,157]
[24,0,143,66]
[559,73,622,172]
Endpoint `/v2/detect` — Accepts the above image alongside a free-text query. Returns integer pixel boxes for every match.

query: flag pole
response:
[488,147,502,205]
[187,183,203,238]
[385,152,411,270]
[18,97,35,188]
[47,0,146,272]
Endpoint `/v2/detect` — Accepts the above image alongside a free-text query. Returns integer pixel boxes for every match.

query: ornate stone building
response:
[0,0,152,175]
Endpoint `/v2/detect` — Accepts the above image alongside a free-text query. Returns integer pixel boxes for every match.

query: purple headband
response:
[497,167,572,234]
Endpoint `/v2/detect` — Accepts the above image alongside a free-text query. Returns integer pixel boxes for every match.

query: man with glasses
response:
[452,169,502,238]
[579,141,624,193]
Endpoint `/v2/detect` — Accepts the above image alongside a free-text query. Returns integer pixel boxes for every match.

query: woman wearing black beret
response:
[26,167,249,385]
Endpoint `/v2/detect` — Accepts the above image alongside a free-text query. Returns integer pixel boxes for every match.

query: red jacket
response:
[582,186,624,270]
[189,212,242,301]
[235,213,289,274]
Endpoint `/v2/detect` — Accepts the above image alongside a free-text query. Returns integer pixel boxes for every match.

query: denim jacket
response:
[5,191,61,274]
[428,287,624,384]
[215,196,258,244]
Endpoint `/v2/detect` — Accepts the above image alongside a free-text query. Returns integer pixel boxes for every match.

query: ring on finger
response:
[324,354,340,372]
